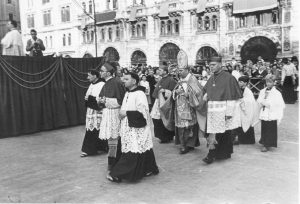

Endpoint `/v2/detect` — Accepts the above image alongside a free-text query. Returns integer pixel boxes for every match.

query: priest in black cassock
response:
[107,72,159,182]
[81,70,107,157]
[202,56,242,164]
[98,63,126,171]
[151,64,177,143]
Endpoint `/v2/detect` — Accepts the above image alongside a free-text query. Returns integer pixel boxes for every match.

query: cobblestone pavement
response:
[0,104,298,204]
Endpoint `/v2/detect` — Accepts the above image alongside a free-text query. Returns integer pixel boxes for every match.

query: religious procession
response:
[0,0,298,203]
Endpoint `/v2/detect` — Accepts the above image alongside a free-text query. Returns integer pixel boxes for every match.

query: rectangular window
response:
[255,14,261,26]
[43,10,51,26]
[42,0,50,4]
[61,6,70,22]
[8,13,13,20]
[28,0,33,8]
[61,7,65,22]
[106,0,110,9]
[65,6,70,21]
[113,0,118,9]
[27,14,35,28]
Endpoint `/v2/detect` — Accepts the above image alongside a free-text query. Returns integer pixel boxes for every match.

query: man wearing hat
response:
[151,62,177,143]
[202,56,242,164]
[98,62,126,171]
[160,50,206,154]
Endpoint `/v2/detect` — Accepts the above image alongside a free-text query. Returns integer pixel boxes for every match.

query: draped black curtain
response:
[0,56,105,138]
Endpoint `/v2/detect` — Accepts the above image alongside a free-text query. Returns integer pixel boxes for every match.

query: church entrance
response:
[159,43,180,65]
[196,46,218,65]
[240,36,277,64]
[131,50,147,66]
[103,47,120,62]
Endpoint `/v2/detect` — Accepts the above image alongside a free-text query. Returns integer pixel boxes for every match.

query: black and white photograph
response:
[0,0,299,203]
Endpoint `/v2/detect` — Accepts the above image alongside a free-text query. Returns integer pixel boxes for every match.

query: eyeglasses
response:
[100,70,107,73]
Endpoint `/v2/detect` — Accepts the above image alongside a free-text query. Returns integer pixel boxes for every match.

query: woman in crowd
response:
[281,58,297,104]
[139,74,151,105]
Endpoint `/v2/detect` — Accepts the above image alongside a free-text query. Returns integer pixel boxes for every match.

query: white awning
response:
[233,0,278,14]
[196,0,206,14]
[159,2,169,17]
[129,7,137,22]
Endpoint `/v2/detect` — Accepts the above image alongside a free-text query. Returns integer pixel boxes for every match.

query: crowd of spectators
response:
[110,55,299,104]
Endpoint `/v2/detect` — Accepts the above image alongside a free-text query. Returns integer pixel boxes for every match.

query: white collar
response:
[180,73,191,82]
[105,76,113,82]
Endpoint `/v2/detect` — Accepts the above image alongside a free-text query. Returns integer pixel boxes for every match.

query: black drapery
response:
[0,56,105,138]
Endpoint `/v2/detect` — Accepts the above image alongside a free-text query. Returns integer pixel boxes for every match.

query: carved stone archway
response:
[159,43,180,65]
[103,47,120,62]
[240,36,278,64]
[196,46,218,65]
[131,50,147,66]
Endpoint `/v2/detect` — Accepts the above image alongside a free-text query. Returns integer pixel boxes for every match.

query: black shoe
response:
[107,174,122,183]
[179,147,190,154]
[202,156,214,164]
[159,140,171,144]
[202,149,216,164]
[233,140,239,145]
[145,169,159,177]
[187,147,195,150]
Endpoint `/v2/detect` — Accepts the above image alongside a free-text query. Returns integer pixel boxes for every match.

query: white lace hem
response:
[99,108,120,140]
[120,117,153,154]
[85,108,102,131]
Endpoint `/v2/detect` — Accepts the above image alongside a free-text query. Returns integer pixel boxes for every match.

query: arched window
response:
[63,34,66,46]
[90,30,94,42]
[167,20,172,35]
[212,15,218,30]
[132,24,135,37]
[161,21,165,35]
[116,26,120,39]
[272,11,278,24]
[255,14,261,25]
[82,2,86,12]
[142,24,146,37]
[65,6,70,21]
[45,36,48,47]
[174,19,180,34]
[50,36,53,48]
[101,29,105,40]
[108,28,112,40]
[83,32,86,43]
[197,17,202,30]
[68,33,71,45]
[204,16,210,30]
[113,0,118,9]
[89,0,92,13]
[239,16,246,27]
[137,24,141,37]
[86,31,90,42]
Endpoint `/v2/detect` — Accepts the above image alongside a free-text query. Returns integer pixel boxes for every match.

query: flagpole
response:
[93,0,98,57]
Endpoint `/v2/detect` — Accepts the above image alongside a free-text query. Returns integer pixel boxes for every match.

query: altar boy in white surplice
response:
[107,72,159,182]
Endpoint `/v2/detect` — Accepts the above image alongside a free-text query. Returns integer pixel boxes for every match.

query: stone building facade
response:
[0,0,20,54]
[19,0,85,57]
[79,0,298,66]
[18,0,298,65]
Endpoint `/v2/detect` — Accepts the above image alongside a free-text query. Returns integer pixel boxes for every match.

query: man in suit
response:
[26,29,45,56]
